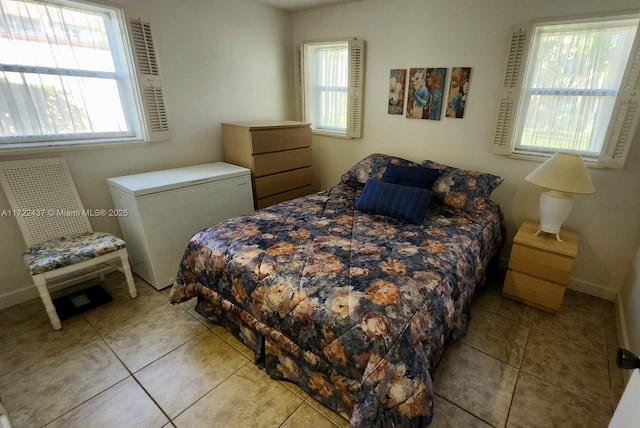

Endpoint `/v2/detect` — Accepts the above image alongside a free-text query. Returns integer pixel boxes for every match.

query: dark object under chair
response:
[52,285,113,320]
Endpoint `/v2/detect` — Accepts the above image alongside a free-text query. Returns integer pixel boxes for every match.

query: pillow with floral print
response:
[341,153,421,184]
[421,160,503,212]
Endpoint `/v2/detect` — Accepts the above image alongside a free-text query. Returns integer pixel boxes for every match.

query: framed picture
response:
[388,69,406,115]
[446,67,471,118]
[406,67,447,120]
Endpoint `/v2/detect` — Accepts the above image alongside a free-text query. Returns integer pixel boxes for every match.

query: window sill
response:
[0,139,149,157]
[506,152,605,169]
[311,130,353,140]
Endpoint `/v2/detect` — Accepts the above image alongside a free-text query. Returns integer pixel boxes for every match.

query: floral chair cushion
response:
[23,231,126,275]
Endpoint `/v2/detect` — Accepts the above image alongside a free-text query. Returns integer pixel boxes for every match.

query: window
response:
[295,39,365,138]
[491,14,640,169]
[0,0,170,151]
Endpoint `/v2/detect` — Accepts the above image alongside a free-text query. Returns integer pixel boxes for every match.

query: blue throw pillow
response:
[355,179,432,224]
[381,164,440,189]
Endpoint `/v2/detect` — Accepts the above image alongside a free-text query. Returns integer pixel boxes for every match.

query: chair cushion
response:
[23,232,126,275]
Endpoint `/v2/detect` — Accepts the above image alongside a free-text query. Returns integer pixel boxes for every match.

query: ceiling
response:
[253,0,362,12]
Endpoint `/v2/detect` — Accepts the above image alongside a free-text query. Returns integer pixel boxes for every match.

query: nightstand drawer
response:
[509,243,574,284]
[503,270,565,313]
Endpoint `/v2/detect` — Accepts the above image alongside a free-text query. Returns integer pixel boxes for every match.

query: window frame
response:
[490,12,640,169]
[295,38,365,139]
[0,0,170,154]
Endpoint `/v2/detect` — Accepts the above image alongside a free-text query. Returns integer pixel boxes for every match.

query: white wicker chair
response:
[0,158,137,330]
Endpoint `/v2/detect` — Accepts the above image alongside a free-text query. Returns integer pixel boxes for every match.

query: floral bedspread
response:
[170,180,503,427]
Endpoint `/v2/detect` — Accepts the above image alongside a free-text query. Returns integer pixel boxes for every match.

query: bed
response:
[169,153,504,427]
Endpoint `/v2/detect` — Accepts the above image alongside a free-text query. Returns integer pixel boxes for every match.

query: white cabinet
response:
[108,162,253,289]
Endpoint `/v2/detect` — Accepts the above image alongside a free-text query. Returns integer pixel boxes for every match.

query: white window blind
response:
[0,0,169,150]
[315,43,348,132]
[295,39,365,138]
[491,15,640,169]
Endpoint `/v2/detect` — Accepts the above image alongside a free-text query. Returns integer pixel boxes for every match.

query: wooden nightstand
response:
[502,220,579,313]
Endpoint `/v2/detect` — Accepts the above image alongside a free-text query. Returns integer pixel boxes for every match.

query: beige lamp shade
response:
[525,152,596,194]
[525,152,595,241]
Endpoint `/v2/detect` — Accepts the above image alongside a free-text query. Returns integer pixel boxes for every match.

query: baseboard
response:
[0,283,39,310]
[616,292,632,384]
[567,276,617,302]
[0,267,117,310]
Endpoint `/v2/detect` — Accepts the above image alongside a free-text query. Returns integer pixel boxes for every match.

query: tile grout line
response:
[66,305,192,426]
[515,307,614,414]
[170,301,336,426]
[303,396,350,427]
[33,309,148,427]
[465,284,614,425]
[503,319,532,428]
[2,272,618,427]
[80,305,222,426]
[277,401,307,428]
[41,376,134,427]
[168,359,251,422]
[433,392,497,427]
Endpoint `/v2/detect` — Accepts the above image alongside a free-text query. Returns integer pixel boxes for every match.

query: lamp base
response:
[534,228,564,242]
[535,190,574,242]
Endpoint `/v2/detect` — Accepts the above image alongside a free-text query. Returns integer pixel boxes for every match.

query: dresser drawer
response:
[503,270,565,313]
[253,147,312,177]
[254,167,312,198]
[508,243,574,285]
[251,127,311,154]
[251,129,286,154]
[257,185,314,209]
[284,126,311,149]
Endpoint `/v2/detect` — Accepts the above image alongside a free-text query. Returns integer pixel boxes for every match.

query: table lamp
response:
[525,152,595,241]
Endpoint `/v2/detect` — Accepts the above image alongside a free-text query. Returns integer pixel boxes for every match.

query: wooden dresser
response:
[222,121,313,209]
[502,220,579,313]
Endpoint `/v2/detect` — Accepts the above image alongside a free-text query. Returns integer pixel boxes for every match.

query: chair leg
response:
[32,274,62,330]
[120,253,137,298]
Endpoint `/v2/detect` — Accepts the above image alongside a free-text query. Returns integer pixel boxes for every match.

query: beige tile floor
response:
[0,268,627,428]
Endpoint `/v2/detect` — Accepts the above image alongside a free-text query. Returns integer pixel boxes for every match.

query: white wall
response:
[0,0,294,308]
[293,0,640,301]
